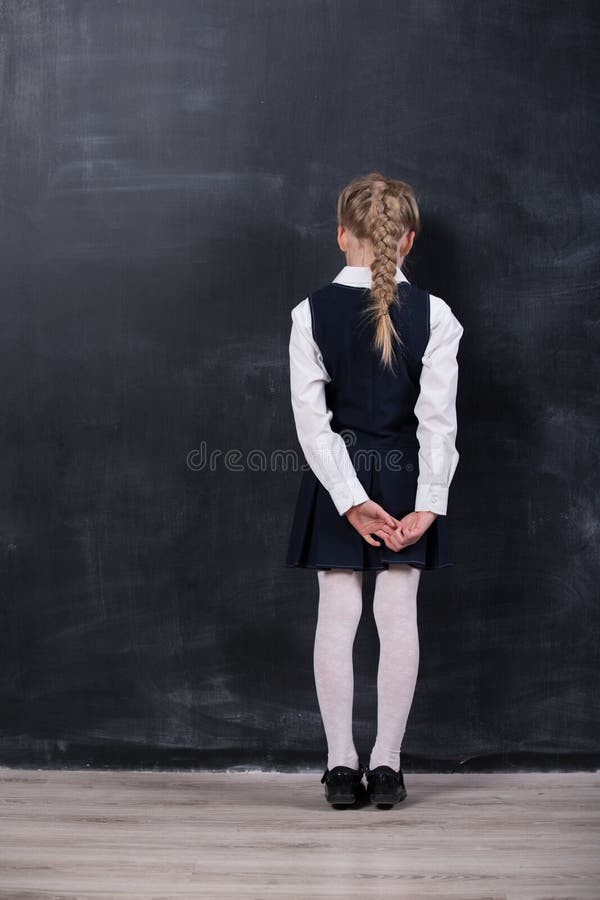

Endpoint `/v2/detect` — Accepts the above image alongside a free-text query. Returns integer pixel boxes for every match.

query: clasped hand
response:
[345,499,437,551]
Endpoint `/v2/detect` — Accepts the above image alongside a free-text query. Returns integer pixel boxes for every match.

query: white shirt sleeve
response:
[413,294,464,516]
[289,298,370,516]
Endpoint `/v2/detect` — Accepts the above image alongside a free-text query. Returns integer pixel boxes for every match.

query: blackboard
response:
[0,0,598,771]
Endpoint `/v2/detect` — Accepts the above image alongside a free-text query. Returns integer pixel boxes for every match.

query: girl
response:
[285,172,464,809]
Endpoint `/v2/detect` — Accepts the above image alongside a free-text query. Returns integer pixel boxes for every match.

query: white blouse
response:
[289,265,464,517]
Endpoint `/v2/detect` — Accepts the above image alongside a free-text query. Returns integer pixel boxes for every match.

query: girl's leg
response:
[314,568,363,771]
[369,564,422,772]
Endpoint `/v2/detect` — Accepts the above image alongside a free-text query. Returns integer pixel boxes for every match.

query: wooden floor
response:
[0,769,598,899]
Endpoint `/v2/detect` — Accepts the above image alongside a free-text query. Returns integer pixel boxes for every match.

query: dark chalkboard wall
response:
[1,0,598,772]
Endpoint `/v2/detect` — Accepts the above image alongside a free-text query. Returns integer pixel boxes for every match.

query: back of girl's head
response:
[337,172,421,372]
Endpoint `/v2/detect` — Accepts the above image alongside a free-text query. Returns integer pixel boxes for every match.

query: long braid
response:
[337,172,421,373]
[362,185,403,372]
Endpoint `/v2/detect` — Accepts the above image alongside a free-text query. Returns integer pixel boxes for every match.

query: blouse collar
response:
[333,265,409,288]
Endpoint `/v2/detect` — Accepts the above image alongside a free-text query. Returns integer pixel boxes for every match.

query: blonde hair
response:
[337,172,421,372]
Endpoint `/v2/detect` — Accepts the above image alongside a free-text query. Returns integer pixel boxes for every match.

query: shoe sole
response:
[367,782,407,806]
[326,794,356,806]
[368,790,407,807]
[325,786,369,808]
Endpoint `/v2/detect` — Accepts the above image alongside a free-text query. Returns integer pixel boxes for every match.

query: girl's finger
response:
[381,533,403,552]
[377,523,397,536]
[375,531,393,550]
[378,509,397,529]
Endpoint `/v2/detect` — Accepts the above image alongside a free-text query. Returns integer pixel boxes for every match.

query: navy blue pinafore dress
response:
[285,280,452,571]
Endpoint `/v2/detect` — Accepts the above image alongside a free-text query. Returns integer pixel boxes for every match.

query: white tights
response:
[314,565,421,773]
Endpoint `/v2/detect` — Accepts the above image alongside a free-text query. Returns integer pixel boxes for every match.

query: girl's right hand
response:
[345,499,399,547]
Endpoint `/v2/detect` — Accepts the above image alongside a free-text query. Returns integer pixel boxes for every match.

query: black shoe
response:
[320,763,367,807]
[365,765,407,807]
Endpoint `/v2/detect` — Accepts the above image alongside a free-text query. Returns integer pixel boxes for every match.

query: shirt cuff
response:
[414,483,449,516]
[330,478,370,516]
